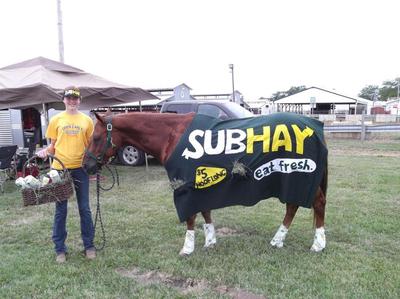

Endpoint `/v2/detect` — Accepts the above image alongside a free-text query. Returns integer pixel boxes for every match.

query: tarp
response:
[165,113,328,222]
[0,57,158,110]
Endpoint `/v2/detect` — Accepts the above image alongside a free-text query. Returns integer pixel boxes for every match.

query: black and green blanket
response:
[165,112,328,222]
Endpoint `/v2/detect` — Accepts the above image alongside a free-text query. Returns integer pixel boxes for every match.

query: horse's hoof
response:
[204,239,217,249]
[270,240,284,248]
[179,249,193,256]
[310,244,325,252]
[203,243,216,249]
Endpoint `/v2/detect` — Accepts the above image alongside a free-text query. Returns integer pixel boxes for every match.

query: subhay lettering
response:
[182,124,314,160]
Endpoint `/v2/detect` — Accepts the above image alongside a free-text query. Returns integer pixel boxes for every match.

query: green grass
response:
[1,138,400,298]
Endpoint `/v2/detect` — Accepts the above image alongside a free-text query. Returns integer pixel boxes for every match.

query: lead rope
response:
[93,164,119,251]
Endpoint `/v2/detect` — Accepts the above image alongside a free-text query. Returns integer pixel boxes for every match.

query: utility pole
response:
[42,0,65,151]
[57,0,64,63]
[229,64,235,102]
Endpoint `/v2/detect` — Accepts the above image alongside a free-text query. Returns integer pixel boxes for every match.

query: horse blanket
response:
[165,112,328,222]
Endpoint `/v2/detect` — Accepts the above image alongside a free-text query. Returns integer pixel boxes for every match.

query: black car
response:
[118,100,253,166]
[160,100,253,119]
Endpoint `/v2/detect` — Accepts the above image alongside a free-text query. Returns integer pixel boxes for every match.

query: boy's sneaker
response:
[85,249,96,260]
[56,253,66,263]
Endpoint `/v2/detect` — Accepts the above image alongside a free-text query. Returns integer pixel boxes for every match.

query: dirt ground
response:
[116,266,266,299]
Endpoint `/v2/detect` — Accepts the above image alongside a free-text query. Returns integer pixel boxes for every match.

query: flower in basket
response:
[24,175,41,188]
[41,176,51,186]
[15,177,27,189]
[25,163,40,177]
[47,170,61,183]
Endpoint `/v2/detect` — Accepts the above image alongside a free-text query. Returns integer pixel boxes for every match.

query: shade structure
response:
[0,57,158,110]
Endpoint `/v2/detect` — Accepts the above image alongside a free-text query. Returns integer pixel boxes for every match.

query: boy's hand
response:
[36,148,48,160]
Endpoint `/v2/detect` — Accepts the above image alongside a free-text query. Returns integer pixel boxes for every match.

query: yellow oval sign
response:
[195,166,227,189]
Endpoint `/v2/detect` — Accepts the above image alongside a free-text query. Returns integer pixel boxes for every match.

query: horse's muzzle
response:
[83,159,100,175]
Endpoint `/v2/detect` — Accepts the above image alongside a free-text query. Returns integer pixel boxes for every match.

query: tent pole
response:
[42,102,50,146]
[42,103,49,128]
[138,99,148,171]
[42,102,52,164]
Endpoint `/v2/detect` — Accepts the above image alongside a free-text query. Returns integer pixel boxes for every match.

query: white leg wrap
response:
[310,227,326,252]
[203,223,217,248]
[270,224,288,248]
[179,230,195,256]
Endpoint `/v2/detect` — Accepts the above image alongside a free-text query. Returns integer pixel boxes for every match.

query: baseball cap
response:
[63,86,81,98]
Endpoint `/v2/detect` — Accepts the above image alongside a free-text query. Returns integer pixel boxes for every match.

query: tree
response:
[358,85,379,101]
[271,85,307,101]
[379,79,400,101]
[359,78,400,101]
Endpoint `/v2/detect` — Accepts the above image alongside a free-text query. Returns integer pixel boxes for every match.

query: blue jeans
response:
[52,167,94,254]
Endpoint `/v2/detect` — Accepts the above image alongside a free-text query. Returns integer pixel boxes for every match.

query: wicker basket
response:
[21,155,74,206]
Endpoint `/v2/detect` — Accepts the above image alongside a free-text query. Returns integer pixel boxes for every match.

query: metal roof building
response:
[274,87,372,115]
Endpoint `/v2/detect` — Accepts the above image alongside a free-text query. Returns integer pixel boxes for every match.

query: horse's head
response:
[83,110,119,174]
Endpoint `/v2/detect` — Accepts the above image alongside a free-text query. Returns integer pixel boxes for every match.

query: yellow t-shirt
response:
[46,111,94,169]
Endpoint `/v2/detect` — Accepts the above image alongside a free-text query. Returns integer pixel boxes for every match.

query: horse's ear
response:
[94,112,105,124]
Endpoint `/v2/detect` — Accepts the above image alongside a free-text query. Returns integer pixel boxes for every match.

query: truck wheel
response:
[117,145,145,166]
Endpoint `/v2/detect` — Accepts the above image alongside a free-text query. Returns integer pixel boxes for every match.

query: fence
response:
[318,113,400,140]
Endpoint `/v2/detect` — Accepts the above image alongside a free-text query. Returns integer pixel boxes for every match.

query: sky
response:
[1,0,399,100]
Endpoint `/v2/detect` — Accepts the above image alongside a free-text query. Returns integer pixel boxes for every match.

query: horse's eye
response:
[93,136,101,143]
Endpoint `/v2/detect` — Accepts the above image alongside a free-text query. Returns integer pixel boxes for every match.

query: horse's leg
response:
[201,210,216,248]
[270,204,299,248]
[179,214,197,256]
[310,186,327,252]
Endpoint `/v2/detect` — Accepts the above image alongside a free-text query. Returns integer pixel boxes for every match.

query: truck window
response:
[163,104,193,114]
[198,104,229,119]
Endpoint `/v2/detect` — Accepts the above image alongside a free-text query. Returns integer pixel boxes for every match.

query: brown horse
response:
[83,110,328,255]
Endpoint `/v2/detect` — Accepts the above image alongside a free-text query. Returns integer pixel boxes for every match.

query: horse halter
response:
[86,116,117,165]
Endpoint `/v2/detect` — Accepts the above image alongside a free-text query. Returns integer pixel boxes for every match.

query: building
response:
[245,97,275,115]
[384,98,400,115]
[111,83,250,112]
[273,87,372,115]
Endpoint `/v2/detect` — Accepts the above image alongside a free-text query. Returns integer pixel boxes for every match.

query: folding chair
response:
[0,145,18,193]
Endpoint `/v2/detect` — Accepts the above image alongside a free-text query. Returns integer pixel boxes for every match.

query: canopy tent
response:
[0,57,158,110]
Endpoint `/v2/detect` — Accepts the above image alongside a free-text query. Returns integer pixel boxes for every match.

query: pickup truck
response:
[117,100,253,166]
